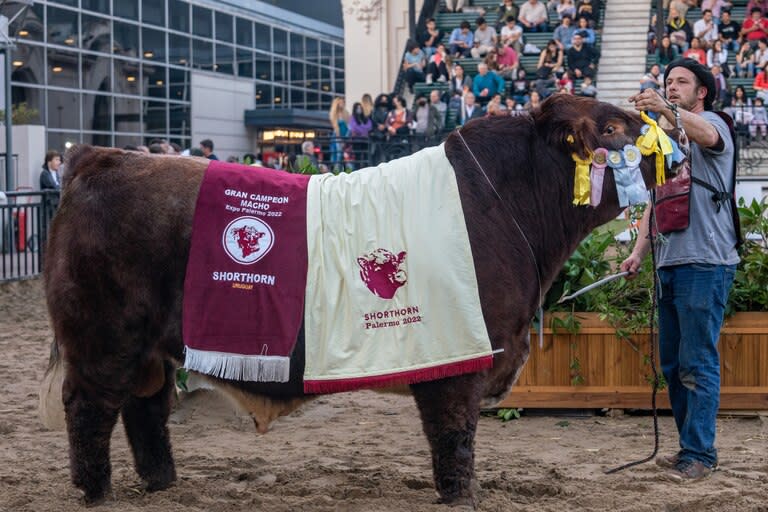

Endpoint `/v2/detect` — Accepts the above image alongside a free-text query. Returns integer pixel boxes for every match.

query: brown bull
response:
[41,95,671,507]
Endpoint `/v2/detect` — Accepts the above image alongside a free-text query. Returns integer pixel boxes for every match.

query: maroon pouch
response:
[653,162,691,235]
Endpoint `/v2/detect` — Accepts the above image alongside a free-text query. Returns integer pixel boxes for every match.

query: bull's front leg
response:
[411,374,483,508]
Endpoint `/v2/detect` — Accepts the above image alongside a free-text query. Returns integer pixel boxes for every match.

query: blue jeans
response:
[657,263,736,468]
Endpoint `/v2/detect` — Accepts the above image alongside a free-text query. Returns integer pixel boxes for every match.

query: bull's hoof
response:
[81,486,112,507]
[144,476,176,493]
[435,495,478,510]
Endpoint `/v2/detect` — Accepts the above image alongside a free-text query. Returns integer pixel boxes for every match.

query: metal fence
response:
[0,190,57,281]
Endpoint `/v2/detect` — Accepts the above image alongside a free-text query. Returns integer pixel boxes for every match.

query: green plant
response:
[0,102,41,125]
[496,408,521,422]
[176,368,189,392]
[727,198,768,315]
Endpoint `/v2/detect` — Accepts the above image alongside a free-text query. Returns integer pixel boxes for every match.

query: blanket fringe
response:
[184,347,290,382]
[303,355,493,394]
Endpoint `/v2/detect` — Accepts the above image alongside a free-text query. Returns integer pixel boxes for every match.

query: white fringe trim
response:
[183,346,291,382]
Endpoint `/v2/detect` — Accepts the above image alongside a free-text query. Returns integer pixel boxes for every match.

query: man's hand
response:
[619,254,644,279]
[628,88,666,113]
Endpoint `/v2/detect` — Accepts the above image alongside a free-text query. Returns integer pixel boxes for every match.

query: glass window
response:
[169,0,189,32]
[47,132,81,153]
[236,18,252,47]
[273,57,286,82]
[169,34,190,66]
[12,4,44,43]
[47,6,78,47]
[51,0,77,6]
[82,0,110,14]
[306,90,319,110]
[83,132,113,147]
[273,28,287,55]
[82,15,111,53]
[305,63,318,89]
[144,100,168,135]
[168,103,190,136]
[192,39,213,71]
[290,88,304,109]
[47,48,79,88]
[215,12,233,43]
[113,21,139,58]
[114,0,139,20]
[254,23,270,51]
[193,5,212,38]
[236,48,253,78]
[290,33,304,59]
[143,64,167,98]
[168,68,189,101]
[47,90,80,130]
[290,60,304,87]
[334,45,344,70]
[255,83,272,108]
[320,41,332,66]
[142,0,166,27]
[82,93,112,132]
[10,44,44,87]
[142,28,166,62]
[215,44,233,75]
[114,96,141,133]
[273,86,285,107]
[10,86,44,124]
[81,53,112,92]
[305,38,319,62]
[115,134,142,149]
[255,52,270,81]
[320,66,331,94]
[113,58,141,96]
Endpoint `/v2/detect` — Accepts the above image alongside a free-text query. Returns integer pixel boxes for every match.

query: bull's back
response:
[45,146,209,368]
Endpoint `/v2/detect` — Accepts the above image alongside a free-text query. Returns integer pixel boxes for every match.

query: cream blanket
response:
[303,144,493,393]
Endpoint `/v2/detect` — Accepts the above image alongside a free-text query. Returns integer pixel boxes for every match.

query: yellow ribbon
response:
[571,153,592,206]
[636,111,674,186]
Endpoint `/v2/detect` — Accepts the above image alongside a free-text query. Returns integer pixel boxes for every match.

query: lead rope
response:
[454,129,545,325]
[606,102,689,474]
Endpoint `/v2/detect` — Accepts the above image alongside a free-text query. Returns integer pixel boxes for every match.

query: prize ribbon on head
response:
[615,144,647,207]
[590,148,608,207]
[571,152,593,206]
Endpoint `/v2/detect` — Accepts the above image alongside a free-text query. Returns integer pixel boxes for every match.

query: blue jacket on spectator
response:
[472,70,505,98]
[449,27,474,48]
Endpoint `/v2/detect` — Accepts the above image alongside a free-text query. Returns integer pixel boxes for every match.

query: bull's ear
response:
[535,95,600,160]
[397,251,406,263]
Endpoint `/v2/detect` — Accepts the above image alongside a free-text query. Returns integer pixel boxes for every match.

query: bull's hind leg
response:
[121,359,177,492]
[63,378,121,505]
[411,374,483,508]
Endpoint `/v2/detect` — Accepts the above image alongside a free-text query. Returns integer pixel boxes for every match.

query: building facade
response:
[3,0,344,160]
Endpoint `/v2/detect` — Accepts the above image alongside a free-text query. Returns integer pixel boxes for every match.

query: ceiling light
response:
[52,66,63,73]
[143,51,154,58]
[18,30,29,37]
[12,60,23,67]
[64,37,75,45]
[126,75,136,82]
[156,80,163,85]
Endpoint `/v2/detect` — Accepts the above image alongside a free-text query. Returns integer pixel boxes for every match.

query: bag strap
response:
[707,111,744,250]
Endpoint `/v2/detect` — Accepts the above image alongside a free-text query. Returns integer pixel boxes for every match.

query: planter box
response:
[498,312,768,410]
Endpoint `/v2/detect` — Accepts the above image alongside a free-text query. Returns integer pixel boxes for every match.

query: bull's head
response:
[357,248,407,300]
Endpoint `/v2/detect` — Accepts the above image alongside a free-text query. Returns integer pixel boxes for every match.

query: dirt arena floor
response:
[2,278,768,512]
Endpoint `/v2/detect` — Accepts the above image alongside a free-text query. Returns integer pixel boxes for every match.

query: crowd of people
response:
[646,1,768,141]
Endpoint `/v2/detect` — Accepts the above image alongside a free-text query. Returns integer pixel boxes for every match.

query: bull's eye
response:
[603,125,616,135]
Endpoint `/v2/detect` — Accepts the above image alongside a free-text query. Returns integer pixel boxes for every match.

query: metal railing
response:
[0,190,58,281]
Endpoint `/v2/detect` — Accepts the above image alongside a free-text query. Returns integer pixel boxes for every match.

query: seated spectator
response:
[472,62,506,104]
[576,0,596,27]
[707,40,730,77]
[575,16,596,46]
[731,85,751,107]
[524,89,543,110]
[449,20,474,58]
[460,92,484,125]
[449,63,473,106]
[755,38,768,71]
[693,9,718,50]
[655,34,680,70]
[753,67,768,102]
[444,0,466,12]
[640,64,664,90]
[485,93,505,115]
[471,17,498,59]
[746,0,768,16]
[578,75,598,97]
[429,89,448,120]
[741,8,768,43]
[557,0,577,19]
[385,95,413,136]
[667,7,693,51]
[497,44,520,79]
[505,96,521,113]
[537,39,564,80]
[426,43,451,83]
[484,49,501,72]
[669,0,698,20]
[370,94,391,140]
[519,0,549,32]
[500,15,524,53]
[495,0,519,31]
[349,102,373,137]
[417,18,444,59]
[412,95,442,137]
[511,68,531,104]
[701,0,732,18]
[711,64,730,108]
[749,96,768,139]
[718,10,740,52]
[566,32,599,78]
[402,40,426,93]
[683,37,707,64]
[557,70,574,94]
[554,15,577,50]
[736,41,756,77]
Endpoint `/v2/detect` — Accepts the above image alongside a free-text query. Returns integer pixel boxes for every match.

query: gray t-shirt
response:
[655,111,740,267]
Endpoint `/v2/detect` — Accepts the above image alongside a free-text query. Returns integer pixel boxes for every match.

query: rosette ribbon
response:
[636,111,674,186]
[590,148,608,207]
[571,152,592,205]
[614,144,648,207]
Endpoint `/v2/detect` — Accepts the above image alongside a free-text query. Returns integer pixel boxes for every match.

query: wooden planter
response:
[498,312,768,410]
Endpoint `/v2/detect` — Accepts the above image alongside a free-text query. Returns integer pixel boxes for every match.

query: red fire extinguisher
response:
[13,210,26,252]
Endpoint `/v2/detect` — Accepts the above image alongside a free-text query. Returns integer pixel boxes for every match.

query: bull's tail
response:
[38,339,66,430]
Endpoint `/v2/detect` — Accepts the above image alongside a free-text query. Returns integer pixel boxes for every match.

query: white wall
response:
[191,72,255,161]
[0,125,47,191]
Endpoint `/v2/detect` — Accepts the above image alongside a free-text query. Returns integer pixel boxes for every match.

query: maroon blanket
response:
[182,161,310,381]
